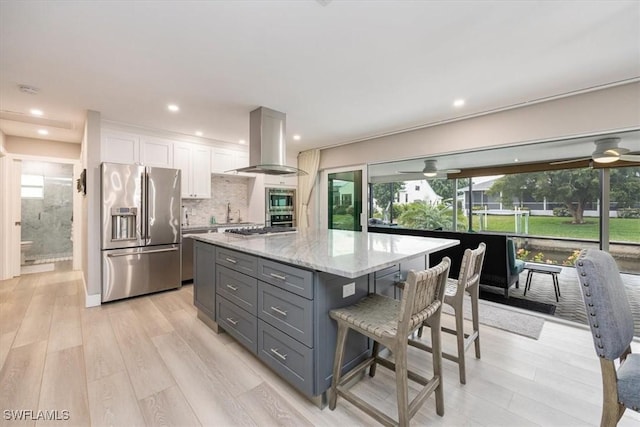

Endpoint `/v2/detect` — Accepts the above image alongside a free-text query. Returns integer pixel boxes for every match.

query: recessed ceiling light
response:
[453,99,465,107]
[292,134,301,141]
[30,108,43,116]
[239,139,246,144]
[37,129,49,135]
[167,104,179,112]
[195,131,203,137]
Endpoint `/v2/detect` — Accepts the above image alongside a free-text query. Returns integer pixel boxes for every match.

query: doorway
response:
[19,160,74,274]
[324,166,367,231]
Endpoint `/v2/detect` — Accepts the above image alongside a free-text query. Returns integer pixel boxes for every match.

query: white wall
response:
[0,130,9,280]
[5,136,81,159]
[312,82,640,227]
[320,82,640,170]
[83,110,102,306]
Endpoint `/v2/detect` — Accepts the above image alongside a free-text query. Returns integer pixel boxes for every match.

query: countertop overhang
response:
[189,229,459,278]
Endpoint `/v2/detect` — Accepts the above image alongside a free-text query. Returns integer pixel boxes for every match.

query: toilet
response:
[20,241,33,265]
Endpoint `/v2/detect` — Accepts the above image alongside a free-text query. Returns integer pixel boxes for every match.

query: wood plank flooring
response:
[1,265,639,426]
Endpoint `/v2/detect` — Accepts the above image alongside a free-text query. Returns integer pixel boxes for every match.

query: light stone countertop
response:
[189,228,459,278]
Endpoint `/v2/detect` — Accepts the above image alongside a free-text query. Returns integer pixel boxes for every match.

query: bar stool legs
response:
[328,259,451,426]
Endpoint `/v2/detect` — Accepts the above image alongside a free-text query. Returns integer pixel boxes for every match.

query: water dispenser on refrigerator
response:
[110,207,138,241]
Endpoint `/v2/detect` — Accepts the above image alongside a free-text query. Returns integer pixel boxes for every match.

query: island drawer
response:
[374,263,399,279]
[217,296,257,354]
[216,265,258,315]
[216,247,258,276]
[257,320,313,397]
[258,281,313,348]
[258,259,313,299]
[374,270,400,299]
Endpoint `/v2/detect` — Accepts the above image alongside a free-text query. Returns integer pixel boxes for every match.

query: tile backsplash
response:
[182,175,252,226]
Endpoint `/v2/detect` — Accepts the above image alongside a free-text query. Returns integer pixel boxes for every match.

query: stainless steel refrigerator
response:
[101,162,181,302]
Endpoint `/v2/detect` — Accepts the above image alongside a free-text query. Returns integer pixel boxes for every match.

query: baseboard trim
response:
[83,276,101,307]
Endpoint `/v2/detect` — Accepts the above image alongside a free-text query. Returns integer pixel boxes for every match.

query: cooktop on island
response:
[224,226,297,236]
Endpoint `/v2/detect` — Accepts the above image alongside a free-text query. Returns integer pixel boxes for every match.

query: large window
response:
[368,162,639,274]
[368,178,464,231]
[609,166,640,273]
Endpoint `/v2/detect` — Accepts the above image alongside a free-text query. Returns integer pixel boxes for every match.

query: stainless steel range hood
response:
[234,107,307,176]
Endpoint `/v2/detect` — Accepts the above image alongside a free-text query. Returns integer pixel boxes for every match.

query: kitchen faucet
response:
[226,202,232,223]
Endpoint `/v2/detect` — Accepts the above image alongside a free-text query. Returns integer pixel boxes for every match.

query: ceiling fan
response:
[397,159,461,178]
[551,137,640,165]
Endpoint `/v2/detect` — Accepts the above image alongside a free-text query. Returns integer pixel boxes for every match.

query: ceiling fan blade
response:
[619,154,640,162]
[445,169,461,174]
[550,157,590,165]
[397,170,422,174]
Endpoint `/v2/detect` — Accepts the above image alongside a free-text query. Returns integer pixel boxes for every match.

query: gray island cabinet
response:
[191,229,458,404]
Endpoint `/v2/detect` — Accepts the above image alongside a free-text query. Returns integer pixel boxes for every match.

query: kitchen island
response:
[190,228,458,405]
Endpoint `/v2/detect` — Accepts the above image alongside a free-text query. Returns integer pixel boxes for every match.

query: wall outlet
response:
[342,282,356,298]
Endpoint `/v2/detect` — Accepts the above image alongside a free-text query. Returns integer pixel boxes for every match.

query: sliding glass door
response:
[323,166,367,231]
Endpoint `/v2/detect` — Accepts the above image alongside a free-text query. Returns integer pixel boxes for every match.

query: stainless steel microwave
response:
[266,188,295,211]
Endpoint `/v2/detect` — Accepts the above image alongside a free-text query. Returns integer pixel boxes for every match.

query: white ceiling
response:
[1,1,639,166]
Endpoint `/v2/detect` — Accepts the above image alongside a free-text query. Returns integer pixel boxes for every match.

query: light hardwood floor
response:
[1,266,639,426]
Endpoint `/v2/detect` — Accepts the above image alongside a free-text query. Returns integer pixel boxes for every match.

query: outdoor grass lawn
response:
[472,214,640,242]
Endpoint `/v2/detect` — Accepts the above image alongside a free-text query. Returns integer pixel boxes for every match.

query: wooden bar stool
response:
[413,242,486,384]
[328,257,451,427]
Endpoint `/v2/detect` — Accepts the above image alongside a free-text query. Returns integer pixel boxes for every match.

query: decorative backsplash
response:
[182,175,251,226]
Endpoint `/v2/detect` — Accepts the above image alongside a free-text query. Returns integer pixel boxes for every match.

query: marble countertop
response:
[190,228,459,278]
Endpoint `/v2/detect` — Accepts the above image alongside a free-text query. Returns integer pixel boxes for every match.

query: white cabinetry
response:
[141,137,173,167]
[101,131,174,168]
[102,131,140,164]
[264,174,298,188]
[174,143,211,199]
[211,147,250,174]
[237,151,249,169]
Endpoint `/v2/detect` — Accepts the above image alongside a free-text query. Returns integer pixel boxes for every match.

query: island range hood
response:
[234,106,307,176]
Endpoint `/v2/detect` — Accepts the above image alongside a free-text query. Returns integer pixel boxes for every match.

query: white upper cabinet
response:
[264,174,298,188]
[236,151,249,169]
[191,145,212,197]
[211,147,250,174]
[102,131,140,164]
[141,137,173,167]
[174,143,211,199]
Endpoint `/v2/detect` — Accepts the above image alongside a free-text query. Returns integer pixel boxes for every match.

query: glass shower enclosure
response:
[20,160,73,271]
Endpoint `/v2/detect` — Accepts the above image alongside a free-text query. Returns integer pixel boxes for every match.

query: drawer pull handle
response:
[226,284,239,291]
[225,257,237,264]
[270,306,288,317]
[270,348,288,361]
[226,317,238,325]
[270,273,286,280]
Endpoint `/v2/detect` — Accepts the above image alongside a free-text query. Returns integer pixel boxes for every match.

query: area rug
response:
[479,288,557,315]
[443,297,546,340]
[510,267,640,337]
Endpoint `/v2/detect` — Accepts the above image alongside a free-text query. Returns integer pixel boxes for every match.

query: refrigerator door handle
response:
[141,170,149,241]
[107,247,179,258]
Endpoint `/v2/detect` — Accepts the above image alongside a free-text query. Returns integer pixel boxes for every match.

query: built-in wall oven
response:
[266,187,296,227]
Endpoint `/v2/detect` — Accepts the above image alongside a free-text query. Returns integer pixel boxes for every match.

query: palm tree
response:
[398,201,453,230]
